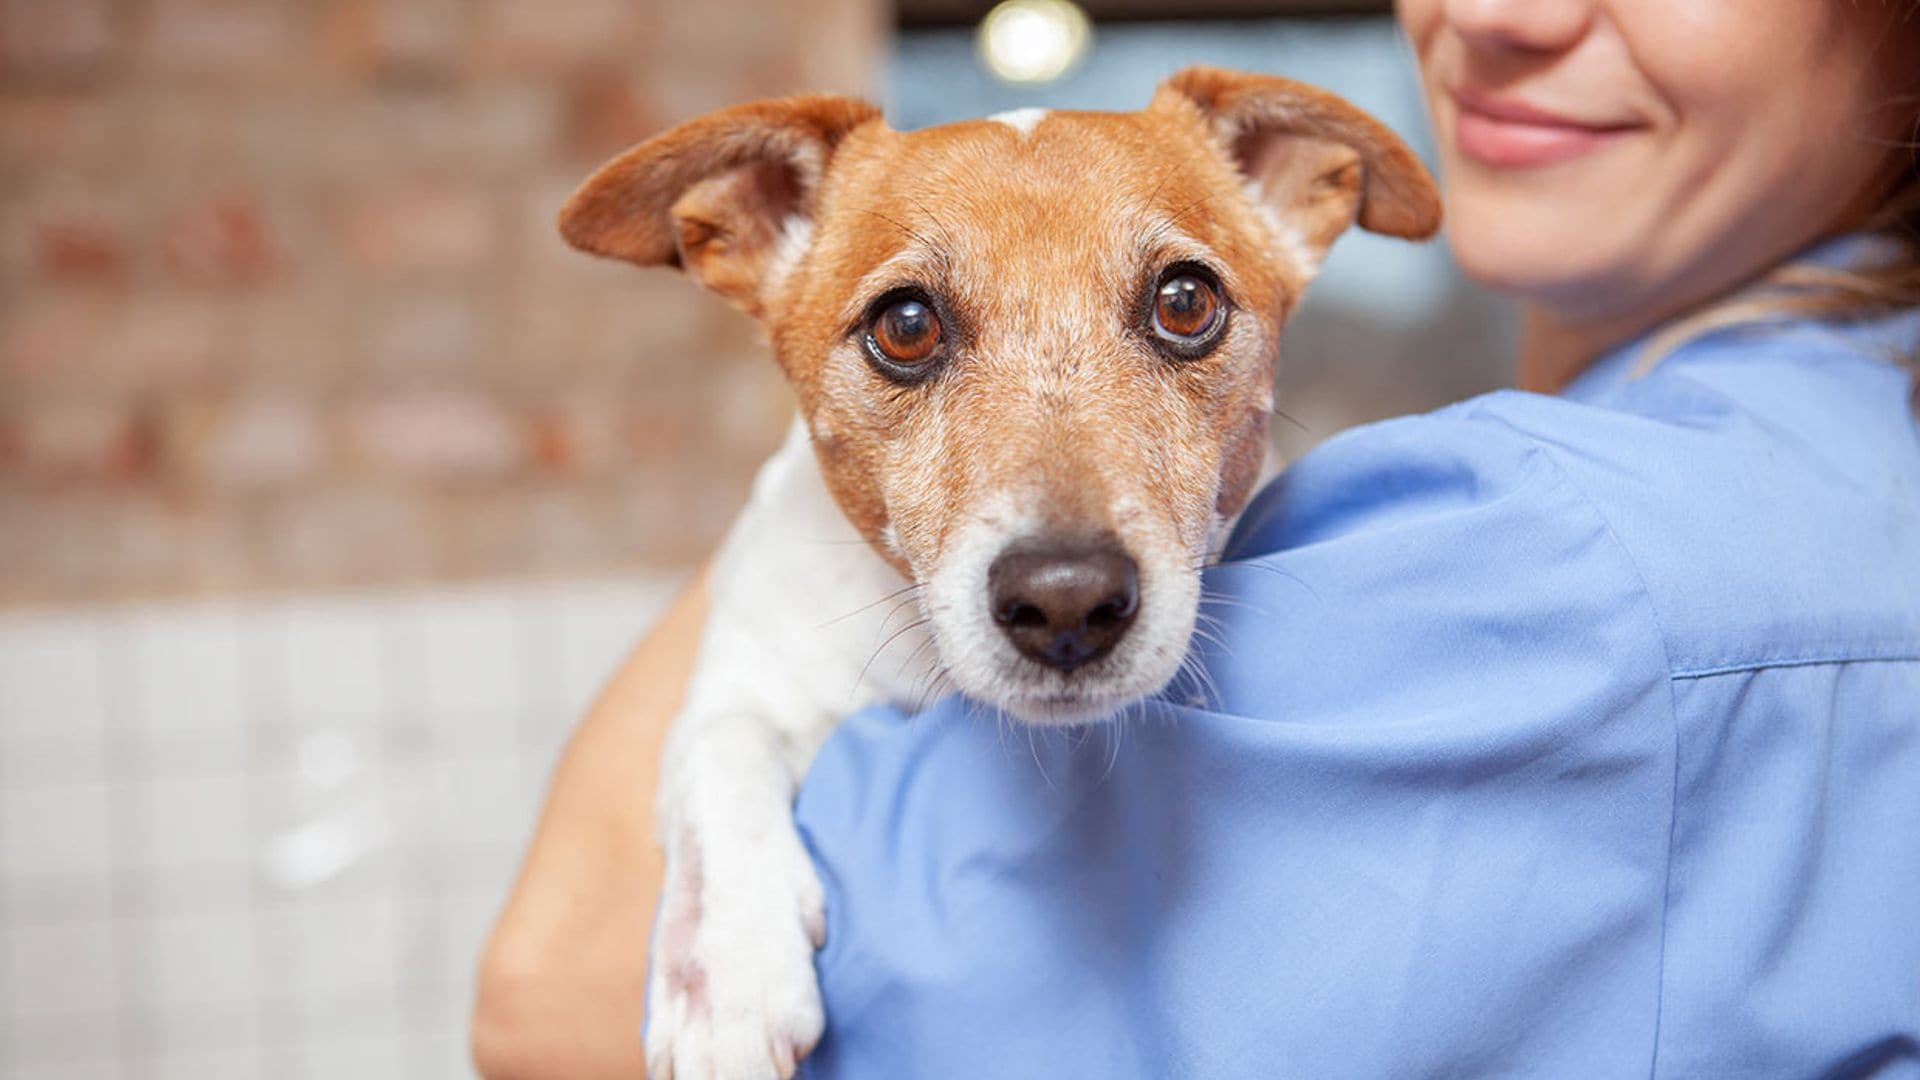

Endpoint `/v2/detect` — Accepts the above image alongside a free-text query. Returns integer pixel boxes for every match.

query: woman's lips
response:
[1450,88,1641,168]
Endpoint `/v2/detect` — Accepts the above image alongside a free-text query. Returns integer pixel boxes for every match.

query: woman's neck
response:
[1516,211,1885,393]
[1515,308,1639,394]
[1516,260,1781,393]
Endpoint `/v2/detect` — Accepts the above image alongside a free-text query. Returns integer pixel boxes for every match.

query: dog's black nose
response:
[989,536,1139,672]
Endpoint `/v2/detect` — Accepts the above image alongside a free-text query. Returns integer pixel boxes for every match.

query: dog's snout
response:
[988,536,1139,672]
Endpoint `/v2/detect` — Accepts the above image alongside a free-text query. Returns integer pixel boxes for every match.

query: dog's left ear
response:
[559,94,882,315]
[1154,66,1441,275]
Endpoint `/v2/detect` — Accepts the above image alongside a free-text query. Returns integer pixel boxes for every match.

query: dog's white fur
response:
[647,418,933,1078]
[987,106,1049,136]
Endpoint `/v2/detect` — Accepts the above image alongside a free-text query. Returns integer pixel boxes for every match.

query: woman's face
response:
[1398,0,1918,326]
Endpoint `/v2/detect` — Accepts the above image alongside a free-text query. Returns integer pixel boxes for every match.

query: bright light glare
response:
[977,0,1092,84]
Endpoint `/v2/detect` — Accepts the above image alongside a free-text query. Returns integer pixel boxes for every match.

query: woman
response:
[474,1,1920,1076]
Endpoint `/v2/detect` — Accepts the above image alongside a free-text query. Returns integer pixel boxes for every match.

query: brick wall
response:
[0,0,884,605]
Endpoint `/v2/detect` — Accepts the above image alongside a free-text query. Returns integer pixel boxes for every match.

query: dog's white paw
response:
[645,826,828,1080]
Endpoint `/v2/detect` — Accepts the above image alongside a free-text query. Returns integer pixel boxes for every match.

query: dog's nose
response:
[989,536,1139,672]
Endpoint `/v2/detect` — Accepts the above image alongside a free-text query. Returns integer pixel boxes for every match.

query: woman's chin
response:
[1442,200,1644,317]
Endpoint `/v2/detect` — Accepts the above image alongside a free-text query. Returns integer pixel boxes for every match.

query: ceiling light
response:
[977,0,1093,85]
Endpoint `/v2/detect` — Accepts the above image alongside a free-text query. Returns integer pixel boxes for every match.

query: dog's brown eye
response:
[871,299,941,366]
[1153,273,1222,343]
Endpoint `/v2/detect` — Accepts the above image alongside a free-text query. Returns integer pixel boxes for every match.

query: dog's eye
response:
[1152,270,1223,348]
[868,297,942,368]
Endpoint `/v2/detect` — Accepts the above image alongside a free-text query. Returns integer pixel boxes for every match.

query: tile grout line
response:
[392,589,448,1072]
[248,598,292,1080]
[99,607,145,1078]
[0,620,31,1076]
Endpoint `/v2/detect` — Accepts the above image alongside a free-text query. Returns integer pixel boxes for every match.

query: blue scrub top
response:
[792,272,1920,1077]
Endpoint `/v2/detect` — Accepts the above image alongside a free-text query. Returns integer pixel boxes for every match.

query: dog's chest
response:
[703,419,941,721]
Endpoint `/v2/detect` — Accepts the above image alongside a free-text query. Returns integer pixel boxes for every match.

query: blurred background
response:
[0,0,1514,1076]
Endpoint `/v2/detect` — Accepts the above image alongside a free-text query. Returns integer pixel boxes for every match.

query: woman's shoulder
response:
[1211,401,1667,723]
[1238,320,1920,681]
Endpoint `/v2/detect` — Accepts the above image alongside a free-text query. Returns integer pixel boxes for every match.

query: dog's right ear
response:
[1153,66,1440,278]
[559,95,882,315]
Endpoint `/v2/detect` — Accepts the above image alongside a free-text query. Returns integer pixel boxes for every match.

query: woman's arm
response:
[470,573,708,1080]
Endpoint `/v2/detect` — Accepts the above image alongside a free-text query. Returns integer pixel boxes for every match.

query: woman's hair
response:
[1634,7,1920,375]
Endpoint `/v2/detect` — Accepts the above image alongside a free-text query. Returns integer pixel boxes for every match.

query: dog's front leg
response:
[644,420,921,1079]
[646,697,830,1080]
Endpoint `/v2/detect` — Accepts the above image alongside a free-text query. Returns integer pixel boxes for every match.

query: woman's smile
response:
[1448,85,1642,168]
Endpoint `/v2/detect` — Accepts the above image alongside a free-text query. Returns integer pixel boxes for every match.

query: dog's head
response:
[562,66,1439,724]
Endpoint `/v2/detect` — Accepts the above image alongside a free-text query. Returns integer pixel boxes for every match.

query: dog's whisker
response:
[1191,611,1241,652]
[903,193,964,257]
[1171,648,1226,712]
[1183,667,1222,714]
[897,630,939,673]
[1194,604,1253,630]
[854,616,930,689]
[1140,161,1184,217]
[1224,560,1324,601]
[1167,189,1215,227]
[894,636,949,705]
[873,591,929,640]
[1188,626,1233,660]
[1026,722,1060,793]
[909,667,956,716]
[1173,652,1204,701]
[1098,708,1128,785]
[815,582,923,630]
[1190,604,1235,631]
[857,206,938,251]
[1271,405,1312,435]
[1197,588,1266,617]
[1192,662,1229,710]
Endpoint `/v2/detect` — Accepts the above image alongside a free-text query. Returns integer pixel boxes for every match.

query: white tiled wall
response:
[0,576,679,1079]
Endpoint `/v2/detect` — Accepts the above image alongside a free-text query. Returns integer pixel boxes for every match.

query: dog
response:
[559,65,1440,1079]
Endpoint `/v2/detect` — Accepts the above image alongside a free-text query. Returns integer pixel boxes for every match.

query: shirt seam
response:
[1671,653,1920,679]
[1460,405,1685,1080]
